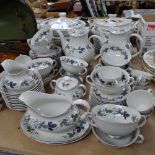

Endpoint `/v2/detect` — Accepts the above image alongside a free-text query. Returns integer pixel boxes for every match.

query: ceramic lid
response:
[93,18,132,27]
[48,13,85,30]
[57,76,78,90]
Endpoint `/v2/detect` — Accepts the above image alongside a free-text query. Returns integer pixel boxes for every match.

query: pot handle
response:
[85,112,97,127]
[86,75,94,86]
[129,33,144,58]
[78,84,87,97]
[135,134,144,144]
[138,115,146,128]
[88,35,107,47]
[50,80,56,90]
[59,68,65,76]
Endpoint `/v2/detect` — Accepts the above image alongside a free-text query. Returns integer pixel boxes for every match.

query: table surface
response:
[0,58,155,155]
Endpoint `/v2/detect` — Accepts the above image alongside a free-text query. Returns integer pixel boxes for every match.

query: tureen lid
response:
[48,13,85,30]
[57,76,78,90]
[93,17,132,27]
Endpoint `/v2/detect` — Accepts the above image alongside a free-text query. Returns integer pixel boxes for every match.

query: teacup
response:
[19,91,90,133]
[60,56,88,75]
[27,58,57,77]
[85,104,146,137]
[126,68,153,90]
[127,89,154,118]
[86,66,134,94]
[50,76,86,100]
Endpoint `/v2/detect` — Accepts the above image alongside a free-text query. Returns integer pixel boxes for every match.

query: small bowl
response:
[60,56,88,75]
[100,44,131,67]
[27,58,57,77]
[85,104,146,137]
[127,89,154,118]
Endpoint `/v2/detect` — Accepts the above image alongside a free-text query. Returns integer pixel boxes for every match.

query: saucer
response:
[92,127,144,148]
[20,114,91,144]
[92,85,131,102]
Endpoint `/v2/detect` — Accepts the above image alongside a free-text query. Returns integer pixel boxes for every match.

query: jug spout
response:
[1,59,27,75]
[55,30,68,53]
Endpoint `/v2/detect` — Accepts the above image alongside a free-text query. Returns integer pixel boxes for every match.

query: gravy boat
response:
[19,91,90,133]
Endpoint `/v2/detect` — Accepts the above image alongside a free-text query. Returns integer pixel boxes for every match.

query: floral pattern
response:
[29,61,51,69]
[103,46,128,60]
[62,58,85,67]
[24,112,79,132]
[92,72,126,87]
[97,108,130,120]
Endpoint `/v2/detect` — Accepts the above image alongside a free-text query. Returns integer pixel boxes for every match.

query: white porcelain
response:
[90,18,144,59]
[143,50,155,70]
[59,68,85,83]
[20,113,91,144]
[28,25,53,54]
[15,55,32,64]
[127,89,154,118]
[19,91,90,133]
[126,68,153,89]
[26,58,57,77]
[48,13,85,37]
[86,66,134,94]
[56,27,97,63]
[92,127,144,148]
[99,44,131,67]
[0,71,44,111]
[91,85,131,103]
[1,60,36,92]
[50,76,86,100]
[60,56,88,75]
[86,104,146,137]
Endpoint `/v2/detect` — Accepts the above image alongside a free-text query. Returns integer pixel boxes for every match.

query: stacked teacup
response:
[27,25,62,68]
[60,56,88,83]
[86,66,134,107]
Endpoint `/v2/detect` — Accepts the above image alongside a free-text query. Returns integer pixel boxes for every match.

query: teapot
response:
[56,27,105,63]
[19,91,90,133]
[1,59,36,92]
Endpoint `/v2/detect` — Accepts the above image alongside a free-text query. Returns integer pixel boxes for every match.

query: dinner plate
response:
[20,114,91,144]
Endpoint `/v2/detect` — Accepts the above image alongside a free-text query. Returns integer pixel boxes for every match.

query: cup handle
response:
[129,33,144,58]
[78,84,87,97]
[52,69,59,77]
[72,99,90,112]
[86,75,94,86]
[78,67,87,76]
[138,115,146,128]
[85,112,97,127]
[52,60,57,69]
[128,77,135,86]
[135,134,144,144]
[59,68,65,76]
[50,80,56,90]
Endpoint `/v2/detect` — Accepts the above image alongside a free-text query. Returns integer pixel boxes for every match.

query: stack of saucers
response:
[0,71,45,111]
[86,66,133,107]
[142,50,155,77]
[86,104,146,148]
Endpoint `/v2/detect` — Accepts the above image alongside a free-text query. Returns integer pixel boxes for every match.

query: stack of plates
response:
[142,50,155,77]
[20,113,91,144]
[89,86,130,107]
[0,72,45,111]
[29,45,62,68]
